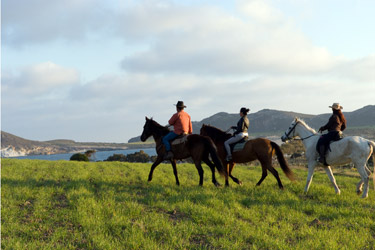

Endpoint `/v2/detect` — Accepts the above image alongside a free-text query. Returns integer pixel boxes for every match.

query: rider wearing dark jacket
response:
[317,103,347,165]
[224,107,250,161]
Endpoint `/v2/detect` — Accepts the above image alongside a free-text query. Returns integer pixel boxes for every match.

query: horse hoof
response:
[239,181,243,186]
[357,190,362,195]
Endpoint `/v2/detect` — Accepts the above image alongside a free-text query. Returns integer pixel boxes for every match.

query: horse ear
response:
[145,116,149,121]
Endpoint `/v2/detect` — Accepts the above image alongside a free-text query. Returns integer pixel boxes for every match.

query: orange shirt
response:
[169,110,193,135]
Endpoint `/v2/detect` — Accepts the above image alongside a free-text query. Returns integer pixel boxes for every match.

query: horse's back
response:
[327,135,372,164]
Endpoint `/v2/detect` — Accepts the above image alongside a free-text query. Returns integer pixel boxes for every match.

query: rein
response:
[284,121,318,142]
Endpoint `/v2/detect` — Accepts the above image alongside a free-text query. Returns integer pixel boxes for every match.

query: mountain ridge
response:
[2,105,374,156]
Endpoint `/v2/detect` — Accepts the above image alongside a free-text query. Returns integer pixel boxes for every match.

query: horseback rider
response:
[163,101,193,160]
[224,107,250,162]
[317,103,347,165]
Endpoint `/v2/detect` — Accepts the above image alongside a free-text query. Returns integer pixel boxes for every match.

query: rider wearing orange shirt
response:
[163,101,193,160]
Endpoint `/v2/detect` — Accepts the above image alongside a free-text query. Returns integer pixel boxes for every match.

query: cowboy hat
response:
[174,101,187,108]
[329,103,343,110]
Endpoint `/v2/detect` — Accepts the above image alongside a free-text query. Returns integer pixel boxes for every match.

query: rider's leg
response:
[162,132,178,159]
[224,134,245,161]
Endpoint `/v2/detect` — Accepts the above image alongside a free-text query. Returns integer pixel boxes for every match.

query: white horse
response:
[281,118,375,198]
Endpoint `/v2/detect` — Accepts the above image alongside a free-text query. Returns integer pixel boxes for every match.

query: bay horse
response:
[200,124,295,188]
[140,117,227,186]
[281,118,375,198]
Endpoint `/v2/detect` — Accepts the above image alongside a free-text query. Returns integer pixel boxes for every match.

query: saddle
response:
[316,132,344,153]
[171,134,188,146]
[230,137,248,153]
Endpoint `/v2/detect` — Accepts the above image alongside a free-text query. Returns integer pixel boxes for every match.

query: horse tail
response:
[271,141,295,181]
[203,137,227,178]
[368,140,375,190]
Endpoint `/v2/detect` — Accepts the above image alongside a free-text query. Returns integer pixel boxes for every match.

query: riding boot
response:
[226,154,232,162]
[317,145,327,166]
[164,151,174,160]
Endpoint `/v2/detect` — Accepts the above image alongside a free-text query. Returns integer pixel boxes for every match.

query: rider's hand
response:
[318,127,324,133]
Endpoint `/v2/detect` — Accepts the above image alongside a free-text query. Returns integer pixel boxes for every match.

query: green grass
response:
[2,159,375,249]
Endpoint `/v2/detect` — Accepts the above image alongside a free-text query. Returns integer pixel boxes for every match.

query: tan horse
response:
[200,124,295,188]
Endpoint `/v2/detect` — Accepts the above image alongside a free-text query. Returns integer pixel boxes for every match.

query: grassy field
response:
[2,159,375,249]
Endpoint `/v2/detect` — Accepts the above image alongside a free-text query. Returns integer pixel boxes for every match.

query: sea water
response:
[7,148,156,161]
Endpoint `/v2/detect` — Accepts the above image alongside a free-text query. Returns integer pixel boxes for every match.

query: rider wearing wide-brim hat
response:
[162,101,193,160]
[317,103,347,165]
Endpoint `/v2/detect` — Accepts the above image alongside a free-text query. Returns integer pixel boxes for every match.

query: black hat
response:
[175,101,187,108]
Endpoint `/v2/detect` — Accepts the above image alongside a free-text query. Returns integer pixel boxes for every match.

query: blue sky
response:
[2,0,374,142]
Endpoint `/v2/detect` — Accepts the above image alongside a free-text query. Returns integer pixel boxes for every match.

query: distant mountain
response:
[193,105,375,135]
[130,105,375,141]
[3,105,374,157]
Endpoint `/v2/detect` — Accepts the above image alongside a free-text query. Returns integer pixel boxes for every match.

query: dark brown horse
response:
[140,117,227,186]
[200,124,295,188]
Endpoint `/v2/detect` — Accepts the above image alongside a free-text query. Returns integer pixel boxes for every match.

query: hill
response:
[129,105,375,141]
[192,105,375,135]
[1,131,151,157]
[2,105,374,156]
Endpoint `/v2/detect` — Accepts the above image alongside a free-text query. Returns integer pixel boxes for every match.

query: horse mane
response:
[202,124,231,141]
[148,118,170,136]
[296,118,317,134]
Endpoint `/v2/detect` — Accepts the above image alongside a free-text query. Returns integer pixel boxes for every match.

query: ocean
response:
[7,148,157,161]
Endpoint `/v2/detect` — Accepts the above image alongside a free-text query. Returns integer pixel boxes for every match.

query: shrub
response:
[126,150,150,163]
[70,153,89,162]
[105,150,152,163]
[105,154,127,162]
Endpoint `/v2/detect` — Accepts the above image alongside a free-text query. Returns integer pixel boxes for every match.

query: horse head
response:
[281,118,300,142]
[141,117,153,142]
[141,117,170,142]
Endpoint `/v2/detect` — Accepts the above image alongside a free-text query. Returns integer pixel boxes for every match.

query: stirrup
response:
[164,151,174,160]
[226,155,232,162]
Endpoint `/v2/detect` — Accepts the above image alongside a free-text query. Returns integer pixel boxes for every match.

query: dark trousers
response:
[316,131,340,162]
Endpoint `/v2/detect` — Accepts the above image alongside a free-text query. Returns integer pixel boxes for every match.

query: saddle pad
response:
[233,142,246,152]
[171,135,188,145]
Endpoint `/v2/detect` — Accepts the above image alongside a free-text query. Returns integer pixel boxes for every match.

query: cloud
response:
[2,0,111,46]
[118,0,340,76]
[2,62,80,96]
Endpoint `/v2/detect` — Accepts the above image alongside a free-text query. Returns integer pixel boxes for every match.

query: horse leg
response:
[355,164,369,195]
[194,161,205,186]
[229,163,242,185]
[305,162,316,193]
[202,157,220,187]
[357,180,364,195]
[266,165,284,190]
[324,166,340,195]
[356,164,369,198]
[171,159,180,186]
[256,166,268,187]
[148,155,164,182]
[225,162,230,187]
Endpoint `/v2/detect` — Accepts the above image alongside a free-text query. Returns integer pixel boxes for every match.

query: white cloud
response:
[2,0,374,142]
[118,0,341,76]
[3,62,80,95]
[2,0,111,46]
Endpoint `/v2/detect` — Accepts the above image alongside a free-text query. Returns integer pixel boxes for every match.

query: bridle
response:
[284,121,317,141]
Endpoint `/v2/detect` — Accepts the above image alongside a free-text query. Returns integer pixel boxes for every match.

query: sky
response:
[2,0,375,143]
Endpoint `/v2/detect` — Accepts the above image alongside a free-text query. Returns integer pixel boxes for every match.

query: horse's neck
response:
[213,130,230,143]
[296,124,319,150]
